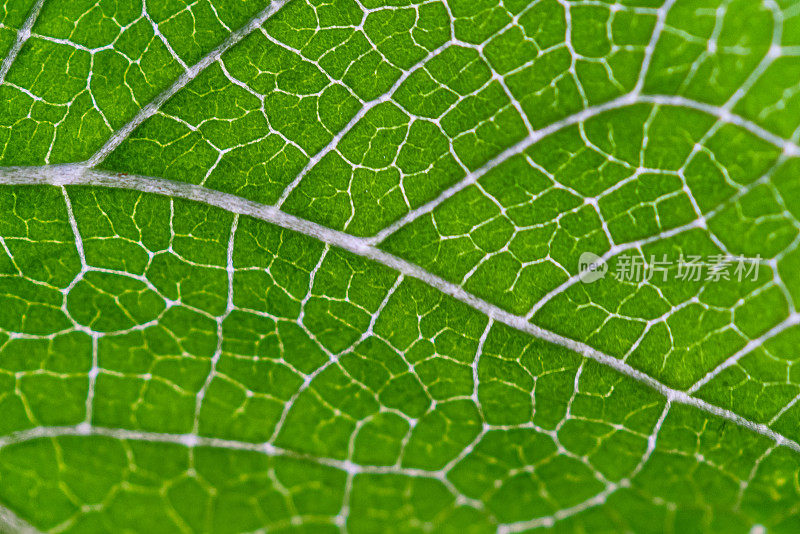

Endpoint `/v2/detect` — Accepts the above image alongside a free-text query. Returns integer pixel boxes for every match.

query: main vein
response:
[0,164,797,455]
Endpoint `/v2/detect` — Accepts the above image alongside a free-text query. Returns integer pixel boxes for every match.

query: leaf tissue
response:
[0,0,799,532]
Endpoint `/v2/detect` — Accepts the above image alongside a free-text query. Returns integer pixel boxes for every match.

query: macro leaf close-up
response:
[1,0,800,531]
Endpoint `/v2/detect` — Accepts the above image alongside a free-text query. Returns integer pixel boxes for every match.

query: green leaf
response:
[1,0,800,532]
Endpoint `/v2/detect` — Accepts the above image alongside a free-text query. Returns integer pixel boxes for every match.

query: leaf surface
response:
[1,0,800,532]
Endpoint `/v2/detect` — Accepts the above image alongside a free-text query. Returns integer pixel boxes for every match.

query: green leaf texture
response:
[1,0,800,532]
